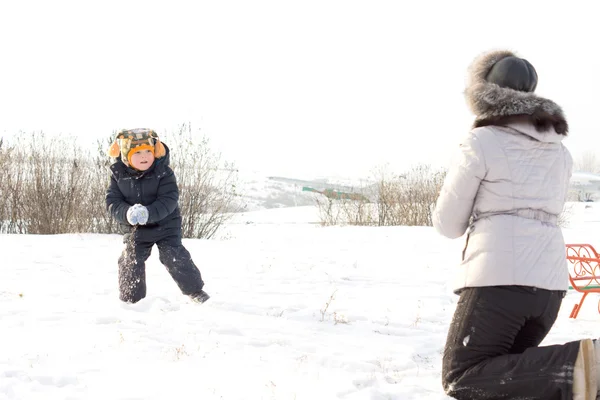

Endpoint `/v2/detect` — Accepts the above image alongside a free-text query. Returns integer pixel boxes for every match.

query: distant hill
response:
[236,172,374,211]
[234,170,600,212]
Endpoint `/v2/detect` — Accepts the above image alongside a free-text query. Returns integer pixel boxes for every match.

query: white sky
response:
[0,0,598,178]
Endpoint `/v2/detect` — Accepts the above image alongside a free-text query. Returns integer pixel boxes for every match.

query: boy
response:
[106,128,209,304]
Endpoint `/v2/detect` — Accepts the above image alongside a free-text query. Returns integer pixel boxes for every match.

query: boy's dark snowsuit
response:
[106,144,204,303]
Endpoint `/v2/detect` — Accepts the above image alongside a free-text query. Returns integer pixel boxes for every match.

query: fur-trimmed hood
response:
[465,50,568,135]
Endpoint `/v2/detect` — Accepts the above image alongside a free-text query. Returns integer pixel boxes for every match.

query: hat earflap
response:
[108,140,121,158]
[155,139,166,158]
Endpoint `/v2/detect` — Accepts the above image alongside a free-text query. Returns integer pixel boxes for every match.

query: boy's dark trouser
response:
[442,286,581,400]
[118,233,204,303]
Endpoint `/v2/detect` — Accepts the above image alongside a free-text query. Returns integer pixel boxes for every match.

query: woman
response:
[433,50,597,399]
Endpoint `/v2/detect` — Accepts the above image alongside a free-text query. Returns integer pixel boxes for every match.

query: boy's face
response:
[130,149,155,171]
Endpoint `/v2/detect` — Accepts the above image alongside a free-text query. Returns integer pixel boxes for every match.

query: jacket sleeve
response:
[106,175,131,224]
[432,133,486,239]
[146,168,179,224]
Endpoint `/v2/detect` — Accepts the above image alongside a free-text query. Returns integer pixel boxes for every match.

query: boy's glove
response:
[126,204,149,225]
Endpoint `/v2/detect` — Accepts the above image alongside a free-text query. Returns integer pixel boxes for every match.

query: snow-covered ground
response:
[2,204,600,400]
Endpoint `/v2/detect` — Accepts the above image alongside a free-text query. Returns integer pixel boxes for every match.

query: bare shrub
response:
[0,137,22,233]
[558,203,574,228]
[0,138,9,229]
[0,137,31,233]
[164,123,244,239]
[85,135,120,234]
[312,186,375,226]
[1,126,243,239]
[377,164,446,227]
[313,164,446,227]
[314,195,342,226]
[0,132,116,234]
[15,133,90,234]
[339,187,378,226]
[0,133,91,234]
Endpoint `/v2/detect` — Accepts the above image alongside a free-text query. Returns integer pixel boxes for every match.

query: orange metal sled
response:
[566,243,600,319]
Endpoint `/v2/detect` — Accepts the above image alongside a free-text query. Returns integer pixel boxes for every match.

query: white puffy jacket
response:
[434,50,573,293]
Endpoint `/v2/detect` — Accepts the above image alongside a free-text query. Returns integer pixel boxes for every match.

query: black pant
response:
[118,232,204,303]
[442,286,581,400]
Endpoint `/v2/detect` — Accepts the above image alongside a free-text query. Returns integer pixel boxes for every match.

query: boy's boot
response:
[189,290,210,304]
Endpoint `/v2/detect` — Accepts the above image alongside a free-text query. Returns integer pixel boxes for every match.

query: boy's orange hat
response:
[108,128,166,167]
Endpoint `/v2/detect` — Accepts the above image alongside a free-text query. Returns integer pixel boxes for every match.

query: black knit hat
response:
[485,56,538,93]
